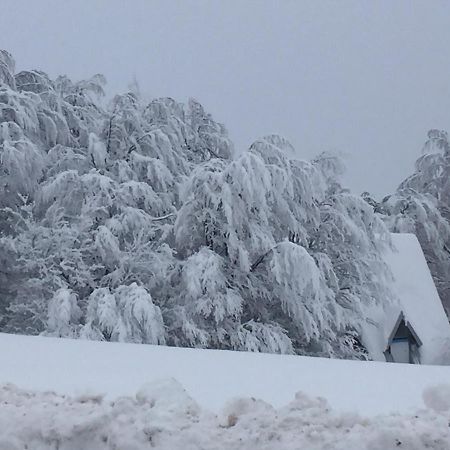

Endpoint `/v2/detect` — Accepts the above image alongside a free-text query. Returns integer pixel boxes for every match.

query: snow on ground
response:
[2,379,450,450]
[2,333,450,448]
[1,332,450,416]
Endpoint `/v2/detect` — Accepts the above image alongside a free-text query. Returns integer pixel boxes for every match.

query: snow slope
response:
[1,332,450,416]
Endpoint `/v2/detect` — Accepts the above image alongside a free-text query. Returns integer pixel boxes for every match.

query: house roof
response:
[386,311,423,349]
[361,233,450,364]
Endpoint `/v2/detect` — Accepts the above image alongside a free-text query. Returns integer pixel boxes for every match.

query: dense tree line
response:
[0,49,426,360]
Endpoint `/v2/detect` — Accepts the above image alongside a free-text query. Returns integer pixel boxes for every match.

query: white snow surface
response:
[1,333,450,448]
[2,380,450,450]
[362,233,450,363]
[1,332,450,416]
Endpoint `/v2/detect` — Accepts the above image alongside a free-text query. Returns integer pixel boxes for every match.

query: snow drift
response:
[1,379,450,450]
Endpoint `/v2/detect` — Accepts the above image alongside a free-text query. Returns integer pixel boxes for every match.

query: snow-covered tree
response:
[380,130,450,317]
[0,48,399,361]
[173,136,392,357]
[0,50,16,89]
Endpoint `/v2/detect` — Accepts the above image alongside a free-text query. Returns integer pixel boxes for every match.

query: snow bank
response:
[1,380,450,450]
[1,332,450,417]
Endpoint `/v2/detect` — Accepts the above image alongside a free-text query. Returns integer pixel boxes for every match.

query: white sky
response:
[1,0,450,197]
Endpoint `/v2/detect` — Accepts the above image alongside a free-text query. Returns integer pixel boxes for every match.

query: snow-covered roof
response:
[362,233,450,364]
[386,311,422,348]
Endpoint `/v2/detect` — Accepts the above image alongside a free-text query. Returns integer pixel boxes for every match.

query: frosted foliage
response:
[0,122,45,197]
[183,248,242,324]
[83,284,165,344]
[269,242,340,342]
[252,134,297,159]
[312,151,346,194]
[130,151,175,193]
[88,132,107,169]
[106,207,158,239]
[115,284,165,344]
[174,159,230,255]
[1,49,401,360]
[314,252,339,293]
[232,320,294,354]
[46,145,89,177]
[383,191,450,240]
[40,171,120,224]
[1,202,91,335]
[59,73,106,108]
[46,289,82,338]
[381,130,450,317]
[94,226,121,269]
[80,173,118,216]
[38,170,84,217]
[165,248,243,349]
[316,193,393,314]
[248,137,321,244]
[81,288,119,340]
[0,50,15,89]
[187,97,233,159]
[422,129,450,156]
[118,181,165,215]
[77,74,107,99]
[175,141,316,262]
[15,70,53,94]
[318,194,390,256]
[173,137,387,356]
[0,88,41,135]
[398,130,450,210]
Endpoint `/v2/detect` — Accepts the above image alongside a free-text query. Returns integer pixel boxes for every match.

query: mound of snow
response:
[1,381,450,450]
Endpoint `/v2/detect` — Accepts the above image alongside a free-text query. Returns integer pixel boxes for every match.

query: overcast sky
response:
[1,0,450,197]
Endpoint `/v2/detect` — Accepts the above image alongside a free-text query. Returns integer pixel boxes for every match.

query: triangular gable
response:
[386,311,423,350]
